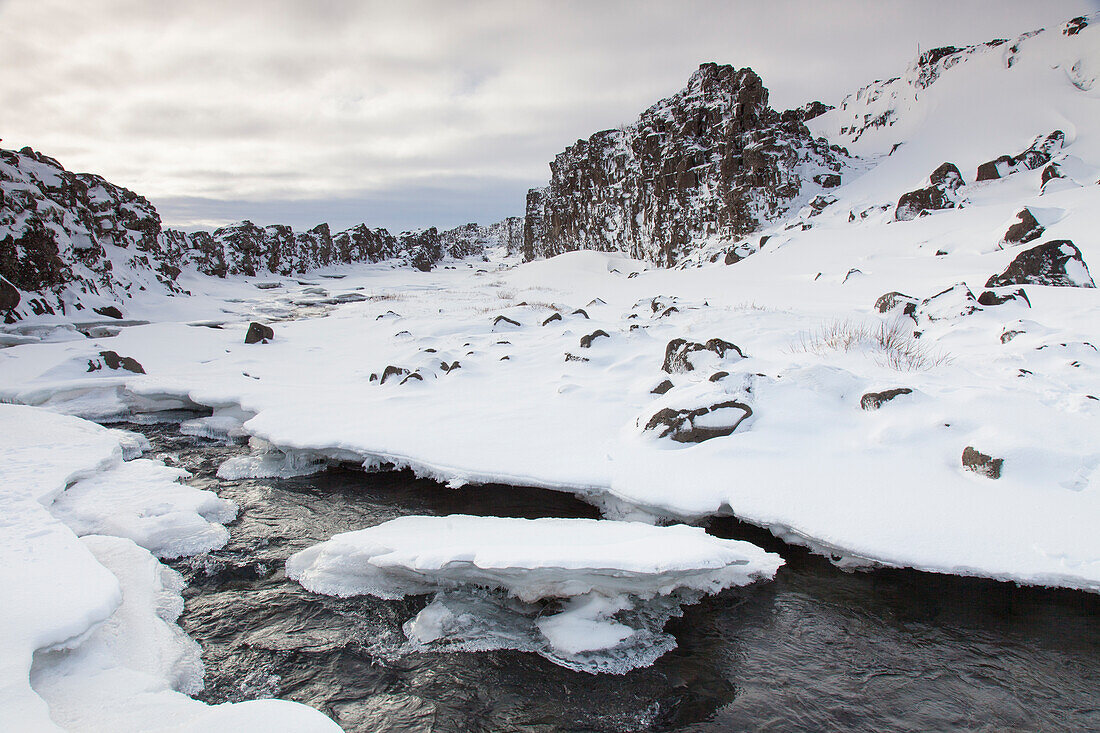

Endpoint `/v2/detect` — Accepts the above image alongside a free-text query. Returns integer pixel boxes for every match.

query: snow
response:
[288,515,782,672]
[0,404,340,731]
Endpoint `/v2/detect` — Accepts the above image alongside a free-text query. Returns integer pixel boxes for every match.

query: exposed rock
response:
[813,173,842,188]
[440,361,461,373]
[93,306,123,320]
[651,379,674,395]
[493,315,521,328]
[974,131,1064,181]
[571,309,589,319]
[1040,163,1065,189]
[860,388,912,411]
[523,63,847,266]
[400,372,424,385]
[88,350,145,374]
[564,352,589,363]
[662,338,745,374]
[916,283,978,321]
[541,313,562,326]
[977,288,1030,307]
[380,366,409,384]
[895,163,963,221]
[1001,329,1024,344]
[244,322,274,344]
[985,240,1095,288]
[874,291,918,316]
[1003,208,1043,246]
[1064,16,1089,35]
[579,330,610,348]
[643,400,753,443]
[962,446,1003,479]
[0,275,18,312]
[709,371,730,382]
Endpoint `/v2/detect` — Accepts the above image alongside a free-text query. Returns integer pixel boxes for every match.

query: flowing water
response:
[128,421,1100,732]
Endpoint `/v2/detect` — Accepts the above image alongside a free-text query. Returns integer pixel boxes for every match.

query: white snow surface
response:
[287,515,783,602]
[0,404,339,731]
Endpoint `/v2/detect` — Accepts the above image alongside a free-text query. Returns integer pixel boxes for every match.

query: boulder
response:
[977,288,1030,307]
[860,388,912,411]
[245,322,275,344]
[380,366,409,384]
[651,379,674,395]
[541,313,562,326]
[579,330,610,348]
[493,315,521,328]
[88,350,145,374]
[1003,209,1043,246]
[985,240,1095,288]
[874,291,918,316]
[93,305,124,319]
[662,338,745,374]
[813,173,842,188]
[895,163,963,221]
[962,446,1003,479]
[916,283,978,321]
[643,400,753,443]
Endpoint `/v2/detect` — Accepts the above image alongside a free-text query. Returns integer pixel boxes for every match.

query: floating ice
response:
[287,515,783,672]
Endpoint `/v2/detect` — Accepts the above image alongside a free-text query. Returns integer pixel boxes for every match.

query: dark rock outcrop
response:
[874,291,918,316]
[977,288,1030,307]
[0,275,19,312]
[88,350,145,374]
[541,313,562,326]
[523,63,847,266]
[962,446,1003,479]
[93,306,124,320]
[1003,208,1043,246]
[975,131,1064,181]
[860,388,912,410]
[895,163,963,221]
[244,322,274,344]
[643,400,753,443]
[662,338,745,373]
[985,240,1095,288]
[579,330,610,348]
[915,283,978,321]
[651,379,674,395]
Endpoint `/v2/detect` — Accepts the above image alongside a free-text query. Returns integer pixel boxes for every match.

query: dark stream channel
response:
[128,421,1100,732]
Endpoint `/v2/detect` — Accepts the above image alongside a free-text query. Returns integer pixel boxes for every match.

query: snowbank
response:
[0,404,339,731]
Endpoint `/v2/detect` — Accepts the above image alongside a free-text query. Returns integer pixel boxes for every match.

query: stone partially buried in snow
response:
[93,306,124,320]
[915,283,979,322]
[977,288,1030,307]
[985,240,1096,288]
[245,321,275,344]
[962,446,1003,479]
[643,400,752,443]
[895,163,963,221]
[1003,208,1044,246]
[88,350,145,374]
[662,338,745,373]
[874,291,918,316]
[860,388,913,411]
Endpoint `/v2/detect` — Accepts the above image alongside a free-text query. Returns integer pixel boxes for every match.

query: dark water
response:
[131,423,1100,732]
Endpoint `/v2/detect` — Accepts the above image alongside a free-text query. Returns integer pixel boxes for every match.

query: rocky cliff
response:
[522,63,848,266]
[1,146,518,321]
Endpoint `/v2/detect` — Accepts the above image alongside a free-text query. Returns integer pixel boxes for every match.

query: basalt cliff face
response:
[0,146,517,320]
[522,63,848,266]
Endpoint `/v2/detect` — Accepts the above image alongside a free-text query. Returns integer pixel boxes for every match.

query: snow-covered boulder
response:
[985,240,1096,288]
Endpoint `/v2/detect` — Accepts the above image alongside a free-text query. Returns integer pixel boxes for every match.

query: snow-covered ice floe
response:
[0,404,340,731]
[287,515,783,673]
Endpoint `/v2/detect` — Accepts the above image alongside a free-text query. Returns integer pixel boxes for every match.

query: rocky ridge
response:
[0,146,519,321]
[522,62,849,266]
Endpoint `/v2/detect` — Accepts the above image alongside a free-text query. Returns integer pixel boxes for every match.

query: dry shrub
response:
[792,318,952,371]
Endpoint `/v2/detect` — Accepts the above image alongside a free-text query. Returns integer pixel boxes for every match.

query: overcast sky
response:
[1,0,1096,233]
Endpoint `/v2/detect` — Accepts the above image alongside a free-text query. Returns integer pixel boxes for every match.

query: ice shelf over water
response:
[287,515,783,672]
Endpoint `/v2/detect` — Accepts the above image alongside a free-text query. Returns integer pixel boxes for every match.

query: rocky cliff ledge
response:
[0,146,521,320]
[523,63,847,266]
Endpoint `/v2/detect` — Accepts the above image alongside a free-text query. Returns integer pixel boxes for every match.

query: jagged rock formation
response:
[0,145,520,320]
[523,63,848,266]
[1,147,184,319]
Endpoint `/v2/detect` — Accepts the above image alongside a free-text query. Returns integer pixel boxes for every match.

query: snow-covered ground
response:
[0,405,341,731]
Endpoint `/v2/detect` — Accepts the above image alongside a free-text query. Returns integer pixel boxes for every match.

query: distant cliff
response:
[522,63,847,266]
[0,146,519,320]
